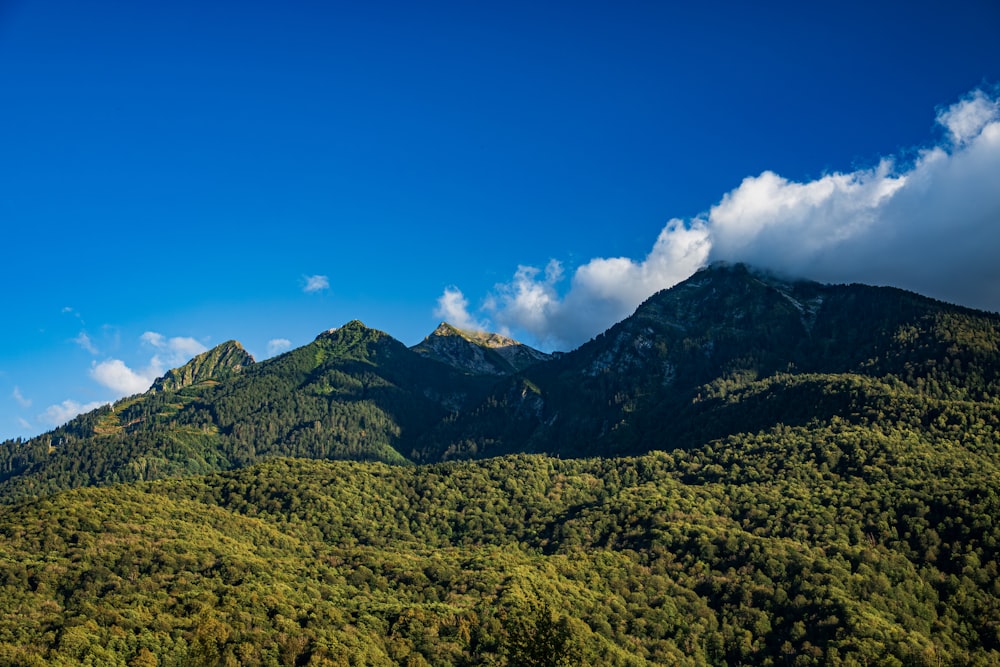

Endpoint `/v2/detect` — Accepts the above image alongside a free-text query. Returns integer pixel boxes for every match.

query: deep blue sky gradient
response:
[2,0,999,439]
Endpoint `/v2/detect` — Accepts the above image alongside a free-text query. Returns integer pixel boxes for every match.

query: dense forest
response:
[1,412,998,665]
[1,263,998,665]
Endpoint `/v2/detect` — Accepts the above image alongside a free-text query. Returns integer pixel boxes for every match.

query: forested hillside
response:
[413,264,1000,461]
[1,408,998,665]
[3,264,1000,503]
[1,263,999,665]
[0,322,495,503]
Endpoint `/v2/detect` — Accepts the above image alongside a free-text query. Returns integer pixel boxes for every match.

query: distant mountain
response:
[416,262,1000,459]
[0,321,493,501]
[2,263,999,501]
[410,322,552,375]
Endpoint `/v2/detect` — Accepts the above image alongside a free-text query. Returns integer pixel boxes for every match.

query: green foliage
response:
[0,264,999,664]
[4,264,1000,500]
[1,422,999,665]
[500,602,579,667]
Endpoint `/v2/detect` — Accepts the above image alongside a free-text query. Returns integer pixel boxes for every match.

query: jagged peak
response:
[413,322,552,375]
[429,322,520,349]
[150,340,254,393]
[431,322,466,337]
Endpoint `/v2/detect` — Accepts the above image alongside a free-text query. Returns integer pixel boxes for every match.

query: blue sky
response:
[2,0,999,441]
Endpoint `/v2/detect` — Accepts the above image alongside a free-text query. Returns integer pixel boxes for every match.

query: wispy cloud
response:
[267,338,292,356]
[73,331,99,354]
[141,332,207,367]
[40,399,108,427]
[304,274,330,293]
[12,386,31,408]
[141,331,165,348]
[435,287,487,332]
[447,87,1000,350]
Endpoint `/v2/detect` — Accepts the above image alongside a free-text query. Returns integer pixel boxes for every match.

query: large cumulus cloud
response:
[440,88,1000,350]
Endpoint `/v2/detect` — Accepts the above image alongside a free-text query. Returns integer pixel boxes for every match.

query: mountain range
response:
[1,262,998,665]
[3,262,997,502]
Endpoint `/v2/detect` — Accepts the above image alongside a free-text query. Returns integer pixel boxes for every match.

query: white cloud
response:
[162,336,206,363]
[435,286,487,332]
[12,386,31,408]
[937,89,999,145]
[705,87,1000,310]
[705,162,905,276]
[90,359,158,395]
[448,87,1000,350]
[140,331,165,348]
[40,399,108,427]
[267,338,292,356]
[17,417,32,430]
[304,275,330,293]
[484,221,711,349]
[141,331,208,367]
[73,331,99,354]
[90,332,209,396]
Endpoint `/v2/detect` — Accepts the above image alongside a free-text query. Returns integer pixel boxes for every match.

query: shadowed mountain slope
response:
[3,263,999,501]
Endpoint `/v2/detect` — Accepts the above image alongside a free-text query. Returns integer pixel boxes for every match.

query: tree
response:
[501,602,578,667]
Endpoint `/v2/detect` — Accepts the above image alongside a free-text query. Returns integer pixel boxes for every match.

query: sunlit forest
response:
[2,265,998,665]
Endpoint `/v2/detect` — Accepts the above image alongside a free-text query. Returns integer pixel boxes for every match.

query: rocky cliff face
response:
[150,340,255,392]
[410,323,551,375]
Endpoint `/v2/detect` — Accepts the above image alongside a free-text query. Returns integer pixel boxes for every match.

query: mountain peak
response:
[150,340,254,393]
[411,323,551,375]
[431,322,464,337]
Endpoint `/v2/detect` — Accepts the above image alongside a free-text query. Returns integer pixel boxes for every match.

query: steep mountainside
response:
[416,263,1000,460]
[1,263,999,665]
[150,340,255,392]
[0,322,494,502]
[410,322,552,375]
[2,263,999,500]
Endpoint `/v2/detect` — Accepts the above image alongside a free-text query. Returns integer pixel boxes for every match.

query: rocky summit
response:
[410,322,551,375]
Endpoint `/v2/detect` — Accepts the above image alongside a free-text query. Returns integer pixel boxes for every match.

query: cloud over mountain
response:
[435,287,486,332]
[706,88,1000,309]
[444,87,1000,350]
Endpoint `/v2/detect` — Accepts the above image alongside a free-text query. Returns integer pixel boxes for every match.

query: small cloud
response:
[90,359,158,395]
[141,331,165,348]
[17,417,32,430]
[12,386,31,408]
[434,287,487,332]
[40,399,108,427]
[304,275,330,293]
[937,88,999,146]
[73,331,99,354]
[141,332,208,367]
[267,338,292,356]
[163,336,207,362]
